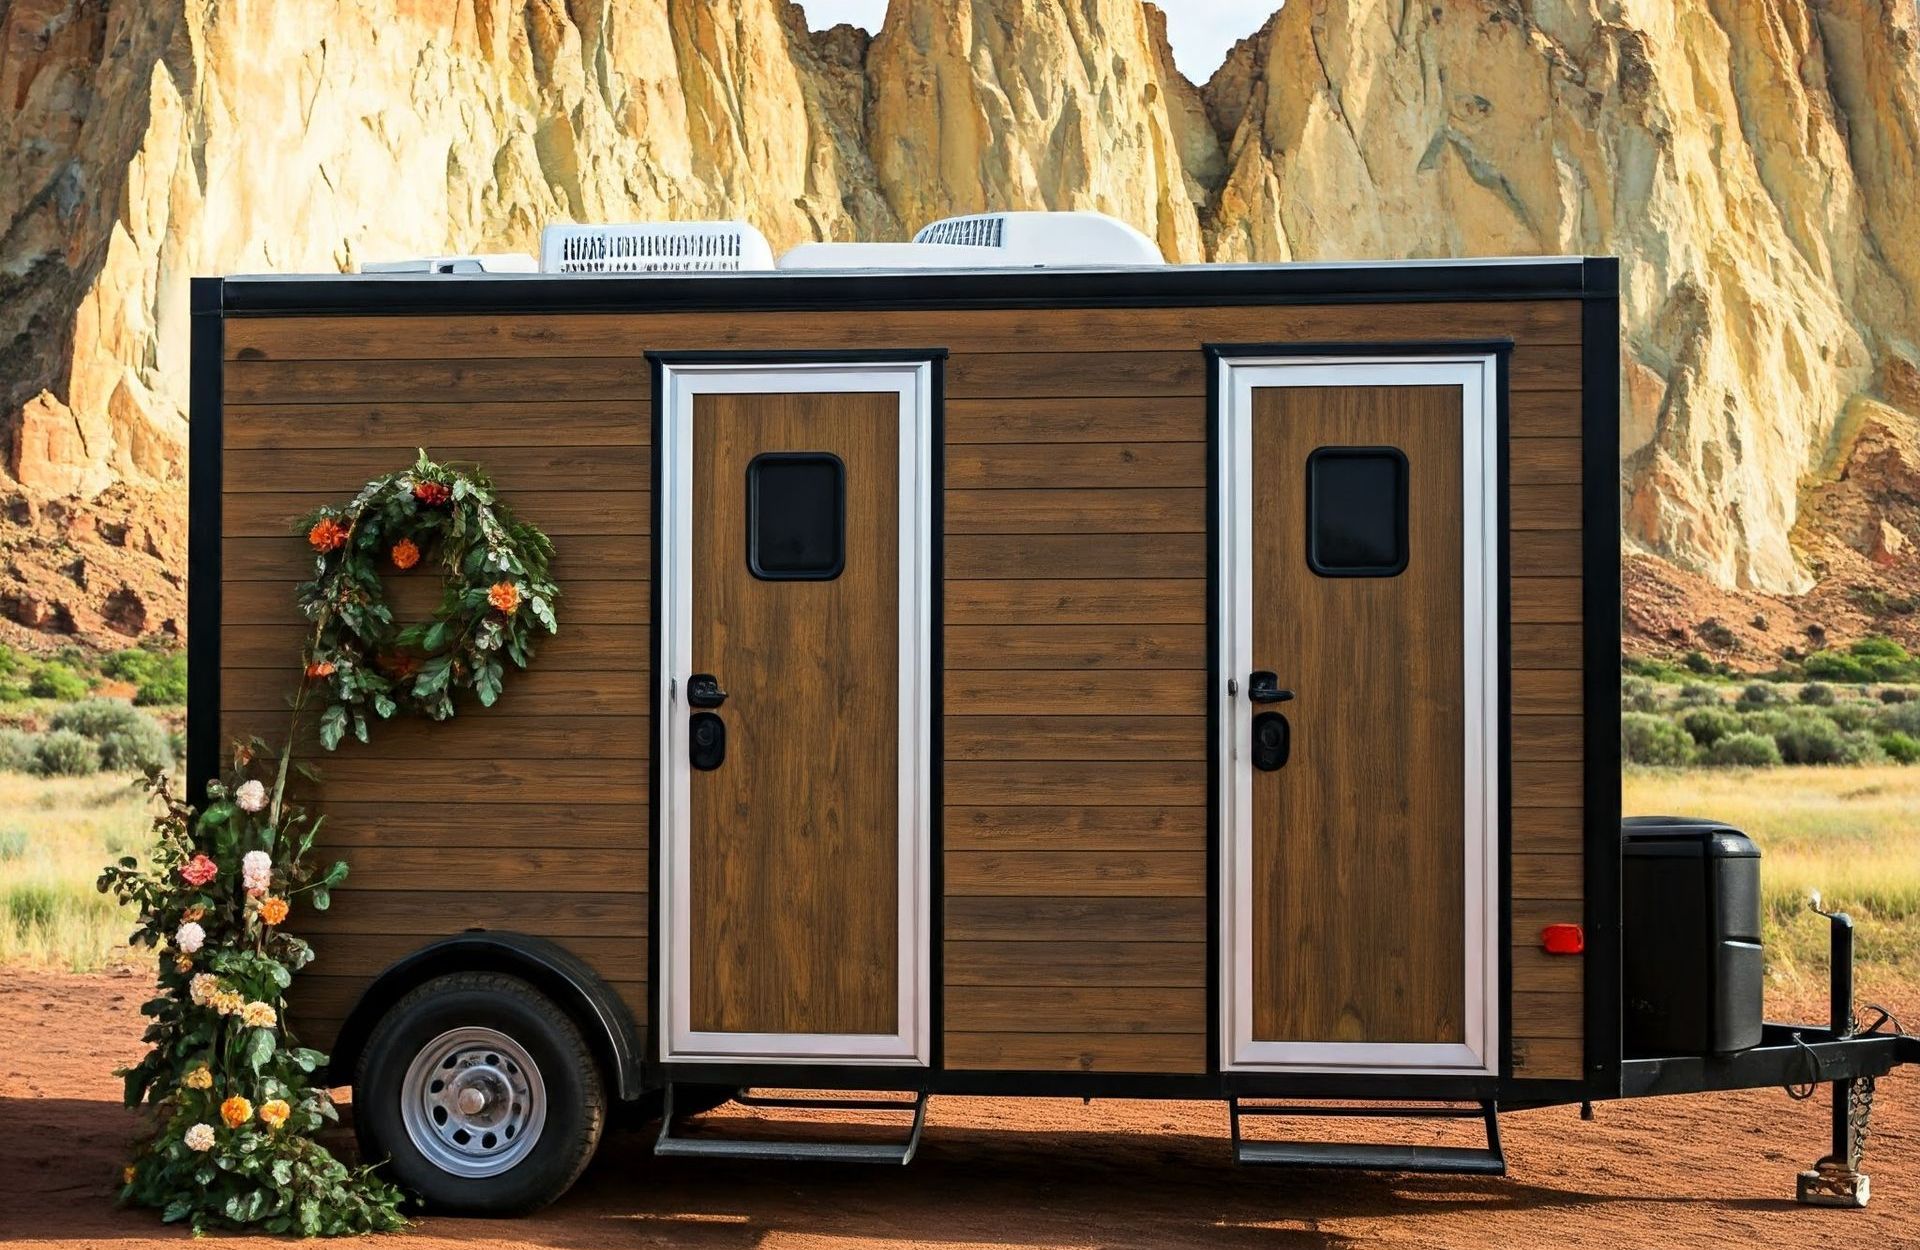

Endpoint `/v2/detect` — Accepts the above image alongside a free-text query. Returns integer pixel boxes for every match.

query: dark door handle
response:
[1247,671,1294,704]
[687,673,728,709]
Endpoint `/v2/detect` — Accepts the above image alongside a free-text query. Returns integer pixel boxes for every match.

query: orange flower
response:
[258,1099,291,1130]
[307,517,348,552]
[304,660,336,680]
[220,1095,253,1129]
[488,582,520,614]
[123,1165,136,1185]
[413,480,451,505]
[390,538,421,570]
[260,896,289,926]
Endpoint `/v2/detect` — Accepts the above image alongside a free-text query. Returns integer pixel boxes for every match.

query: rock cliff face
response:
[3,0,1919,656]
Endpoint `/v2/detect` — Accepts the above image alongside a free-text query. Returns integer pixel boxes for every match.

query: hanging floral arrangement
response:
[98,745,407,1234]
[295,450,561,749]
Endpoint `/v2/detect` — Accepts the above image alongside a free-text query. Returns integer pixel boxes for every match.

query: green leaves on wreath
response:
[295,451,559,748]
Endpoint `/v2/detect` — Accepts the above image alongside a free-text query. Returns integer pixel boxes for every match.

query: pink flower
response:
[179,854,218,887]
[241,851,271,892]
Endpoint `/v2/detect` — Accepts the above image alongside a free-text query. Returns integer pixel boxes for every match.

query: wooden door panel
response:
[1250,385,1466,1047]
[687,390,899,1037]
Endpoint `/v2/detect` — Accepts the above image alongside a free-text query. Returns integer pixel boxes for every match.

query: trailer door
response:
[656,359,934,1066]
[1217,353,1501,1074]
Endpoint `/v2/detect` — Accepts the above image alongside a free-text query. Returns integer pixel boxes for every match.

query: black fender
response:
[318,931,647,1101]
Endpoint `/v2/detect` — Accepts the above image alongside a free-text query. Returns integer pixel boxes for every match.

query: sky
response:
[793,1,1278,83]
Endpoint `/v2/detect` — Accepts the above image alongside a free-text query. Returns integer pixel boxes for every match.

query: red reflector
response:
[1541,923,1585,955]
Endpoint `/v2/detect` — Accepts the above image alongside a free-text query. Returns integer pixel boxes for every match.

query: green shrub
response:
[1803,637,1920,683]
[1737,682,1779,709]
[1742,708,1794,738]
[0,729,35,773]
[1798,682,1836,706]
[1706,731,1783,767]
[1623,712,1694,765]
[1840,730,1888,765]
[27,663,88,700]
[6,882,57,937]
[1826,701,1873,732]
[1677,682,1721,707]
[1680,706,1742,747]
[1879,701,1920,736]
[1775,715,1847,765]
[1621,676,1658,713]
[1881,731,1920,764]
[102,645,188,706]
[48,698,170,773]
[30,729,98,776]
[0,829,26,861]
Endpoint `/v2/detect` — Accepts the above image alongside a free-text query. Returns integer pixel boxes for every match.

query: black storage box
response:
[1622,816,1764,1056]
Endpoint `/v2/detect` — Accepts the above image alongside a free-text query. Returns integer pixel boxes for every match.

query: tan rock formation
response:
[866,0,1223,260]
[4,0,1920,653]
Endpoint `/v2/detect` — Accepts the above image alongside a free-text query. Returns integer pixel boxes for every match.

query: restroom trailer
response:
[190,236,1914,1212]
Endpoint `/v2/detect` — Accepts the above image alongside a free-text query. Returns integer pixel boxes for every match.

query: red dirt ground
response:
[2,968,1915,1249]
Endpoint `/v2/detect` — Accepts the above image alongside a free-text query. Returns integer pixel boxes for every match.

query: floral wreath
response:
[295,450,560,749]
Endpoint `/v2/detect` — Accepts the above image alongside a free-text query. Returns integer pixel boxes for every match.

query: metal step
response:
[1230,1099,1505,1176]
[1234,1140,1507,1175]
[653,1084,927,1165]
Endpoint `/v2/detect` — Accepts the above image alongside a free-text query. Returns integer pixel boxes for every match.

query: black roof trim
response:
[213,258,1607,317]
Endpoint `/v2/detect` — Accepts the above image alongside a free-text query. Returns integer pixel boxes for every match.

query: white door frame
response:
[1216,353,1501,1075]
[656,360,934,1066]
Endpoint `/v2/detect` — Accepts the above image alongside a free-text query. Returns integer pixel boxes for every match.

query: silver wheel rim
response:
[399,1026,545,1178]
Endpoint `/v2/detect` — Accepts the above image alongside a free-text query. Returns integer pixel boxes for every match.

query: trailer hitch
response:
[1796,894,1875,1208]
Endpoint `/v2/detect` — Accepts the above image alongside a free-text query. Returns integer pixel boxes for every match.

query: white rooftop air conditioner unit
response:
[540,221,775,274]
[360,253,538,274]
[777,210,1164,270]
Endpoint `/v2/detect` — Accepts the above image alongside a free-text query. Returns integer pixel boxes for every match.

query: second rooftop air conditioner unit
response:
[540,221,775,274]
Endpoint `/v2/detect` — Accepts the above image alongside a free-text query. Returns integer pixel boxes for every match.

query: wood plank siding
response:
[220,298,1586,1081]
[215,387,653,1044]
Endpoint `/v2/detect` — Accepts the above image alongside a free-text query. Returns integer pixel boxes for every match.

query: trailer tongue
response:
[1616,901,1918,1208]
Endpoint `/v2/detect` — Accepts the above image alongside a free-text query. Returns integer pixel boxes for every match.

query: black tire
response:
[355,972,605,1215]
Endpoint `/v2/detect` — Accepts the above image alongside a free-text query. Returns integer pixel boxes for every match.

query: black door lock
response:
[689,712,726,770]
[687,674,728,709]
[1252,711,1290,771]
[1247,671,1295,704]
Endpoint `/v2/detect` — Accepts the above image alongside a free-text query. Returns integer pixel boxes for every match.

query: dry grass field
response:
[0,772,156,969]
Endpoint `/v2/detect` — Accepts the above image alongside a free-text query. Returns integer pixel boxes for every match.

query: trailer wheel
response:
[354,972,605,1214]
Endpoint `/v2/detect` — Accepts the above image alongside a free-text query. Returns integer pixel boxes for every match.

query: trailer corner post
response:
[1795,909,1872,1208]
[187,277,225,804]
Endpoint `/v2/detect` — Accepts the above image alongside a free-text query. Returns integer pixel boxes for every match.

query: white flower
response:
[174,921,205,955]
[241,850,272,892]
[184,1123,215,1152]
[234,780,267,813]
